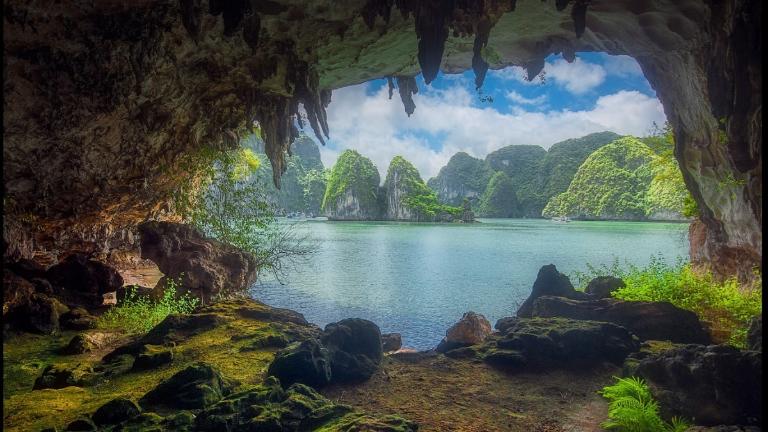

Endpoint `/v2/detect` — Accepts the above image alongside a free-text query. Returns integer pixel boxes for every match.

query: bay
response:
[252,218,690,350]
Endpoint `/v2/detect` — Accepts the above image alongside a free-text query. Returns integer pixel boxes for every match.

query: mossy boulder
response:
[45,253,123,306]
[9,293,69,335]
[584,276,625,299]
[59,307,97,331]
[267,339,333,388]
[131,344,173,370]
[475,317,640,370]
[322,318,384,383]
[92,398,141,426]
[33,363,98,390]
[516,264,589,318]
[138,362,236,410]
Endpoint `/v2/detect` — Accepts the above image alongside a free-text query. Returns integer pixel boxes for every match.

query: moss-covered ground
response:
[321,352,620,431]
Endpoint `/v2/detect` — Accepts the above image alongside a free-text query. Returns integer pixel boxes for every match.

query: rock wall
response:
[2,0,761,277]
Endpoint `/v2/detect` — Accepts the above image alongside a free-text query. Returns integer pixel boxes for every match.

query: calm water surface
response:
[252,218,689,350]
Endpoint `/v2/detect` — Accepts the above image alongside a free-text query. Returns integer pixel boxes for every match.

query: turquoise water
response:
[252,219,689,350]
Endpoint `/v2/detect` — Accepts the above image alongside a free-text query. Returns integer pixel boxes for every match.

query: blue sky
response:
[314,52,666,181]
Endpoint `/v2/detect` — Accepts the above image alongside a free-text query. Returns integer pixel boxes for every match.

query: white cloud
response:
[544,58,606,94]
[505,91,547,106]
[318,82,666,182]
[600,54,644,77]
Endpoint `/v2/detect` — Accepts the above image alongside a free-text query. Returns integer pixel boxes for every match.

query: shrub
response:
[96,278,199,334]
[572,255,762,348]
[600,376,690,432]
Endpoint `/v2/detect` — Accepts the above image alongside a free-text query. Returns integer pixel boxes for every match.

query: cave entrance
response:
[248,53,693,351]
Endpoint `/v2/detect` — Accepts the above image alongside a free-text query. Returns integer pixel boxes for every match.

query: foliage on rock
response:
[477,172,521,217]
[386,156,461,221]
[322,150,383,219]
[427,152,494,206]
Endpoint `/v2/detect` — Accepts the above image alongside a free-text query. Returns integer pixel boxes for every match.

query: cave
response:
[2,0,761,278]
[2,0,763,430]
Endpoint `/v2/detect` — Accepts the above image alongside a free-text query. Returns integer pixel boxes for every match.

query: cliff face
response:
[322,150,382,220]
[427,152,494,206]
[384,157,426,221]
[1,0,761,277]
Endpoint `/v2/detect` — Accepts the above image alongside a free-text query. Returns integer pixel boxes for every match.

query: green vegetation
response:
[542,136,692,220]
[427,152,494,206]
[386,156,462,221]
[573,256,762,348]
[97,280,199,334]
[599,376,690,432]
[485,144,547,217]
[477,172,520,217]
[244,133,327,215]
[322,150,382,218]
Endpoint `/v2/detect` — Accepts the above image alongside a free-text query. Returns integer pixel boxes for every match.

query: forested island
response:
[250,128,692,222]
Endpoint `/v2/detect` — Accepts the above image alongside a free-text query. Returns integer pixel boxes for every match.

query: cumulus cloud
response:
[318,82,666,181]
[544,58,607,94]
[505,91,547,106]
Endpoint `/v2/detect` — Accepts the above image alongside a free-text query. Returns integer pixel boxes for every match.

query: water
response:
[252,218,689,350]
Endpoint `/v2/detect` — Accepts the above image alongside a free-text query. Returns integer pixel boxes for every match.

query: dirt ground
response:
[322,352,617,432]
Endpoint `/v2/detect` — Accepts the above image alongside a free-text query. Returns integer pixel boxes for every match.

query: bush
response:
[572,255,762,348]
[600,376,690,432]
[96,278,199,334]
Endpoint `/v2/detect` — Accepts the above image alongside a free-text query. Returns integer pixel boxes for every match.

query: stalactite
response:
[471,16,491,89]
[255,96,294,189]
[525,58,545,81]
[414,1,451,85]
[242,12,261,52]
[571,0,588,38]
[396,76,418,116]
[387,76,395,99]
[179,0,201,39]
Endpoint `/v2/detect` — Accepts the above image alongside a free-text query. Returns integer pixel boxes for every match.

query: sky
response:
[308,52,667,181]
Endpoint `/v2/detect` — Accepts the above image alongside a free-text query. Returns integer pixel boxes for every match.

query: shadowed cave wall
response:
[2,0,761,278]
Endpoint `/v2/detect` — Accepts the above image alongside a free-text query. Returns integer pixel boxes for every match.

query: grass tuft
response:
[96,278,199,334]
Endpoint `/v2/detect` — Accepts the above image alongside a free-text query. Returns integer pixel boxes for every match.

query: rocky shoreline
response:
[3,235,762,431]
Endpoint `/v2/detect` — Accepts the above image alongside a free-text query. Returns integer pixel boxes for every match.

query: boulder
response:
[531,296,711,344]
[635,344,762,426]
[494,316,518,333]
[62,333,108,355]
[132,344,173,370]
[139,362,236,410]
[11,293,69,335]
[267,339,332,388]
[6,258,47,280]
[33,363,98,389]
[3,269,35,321]
[322,318,383,382]
[60,307,97,331]
[584,276,625,299]
[747,315,761,351]
[92,398,141,426]
[516,264,589,317]
[482,317,640,369]
[45,254,123,306]
[382,333,402,352]
[436,311,492,352]
[138,221,257,301]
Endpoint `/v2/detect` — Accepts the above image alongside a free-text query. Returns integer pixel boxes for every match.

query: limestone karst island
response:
[3,1,762,431]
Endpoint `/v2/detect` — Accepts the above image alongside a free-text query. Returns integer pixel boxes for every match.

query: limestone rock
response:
[481,317,640,370]
[60,307,97,331]
[635,344,762,426]
[132,344,174,370]
[584,276,625,299]
[46,254,123,306]
[436,311,492,352]
[138,221,257,301]
[139,362,236,410]
[62,333,109,355]
[531,296,711,344]
[33,363,98,390]
[428,152,494,206]
[382,333,403,352]
[267,339,332,388]
[322,150,383,220]
[92,398,141,427]
[516,264,589,318]
[322,318,384,383]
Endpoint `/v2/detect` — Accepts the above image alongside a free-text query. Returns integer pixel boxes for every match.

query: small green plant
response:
[97,277,199,334]
[600,376,690,432]
[572,255,762,348]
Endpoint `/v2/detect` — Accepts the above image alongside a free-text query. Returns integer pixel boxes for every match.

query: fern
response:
[599,376,691,432]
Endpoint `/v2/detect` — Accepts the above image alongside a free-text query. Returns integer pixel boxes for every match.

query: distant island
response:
[243,129,692,223]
